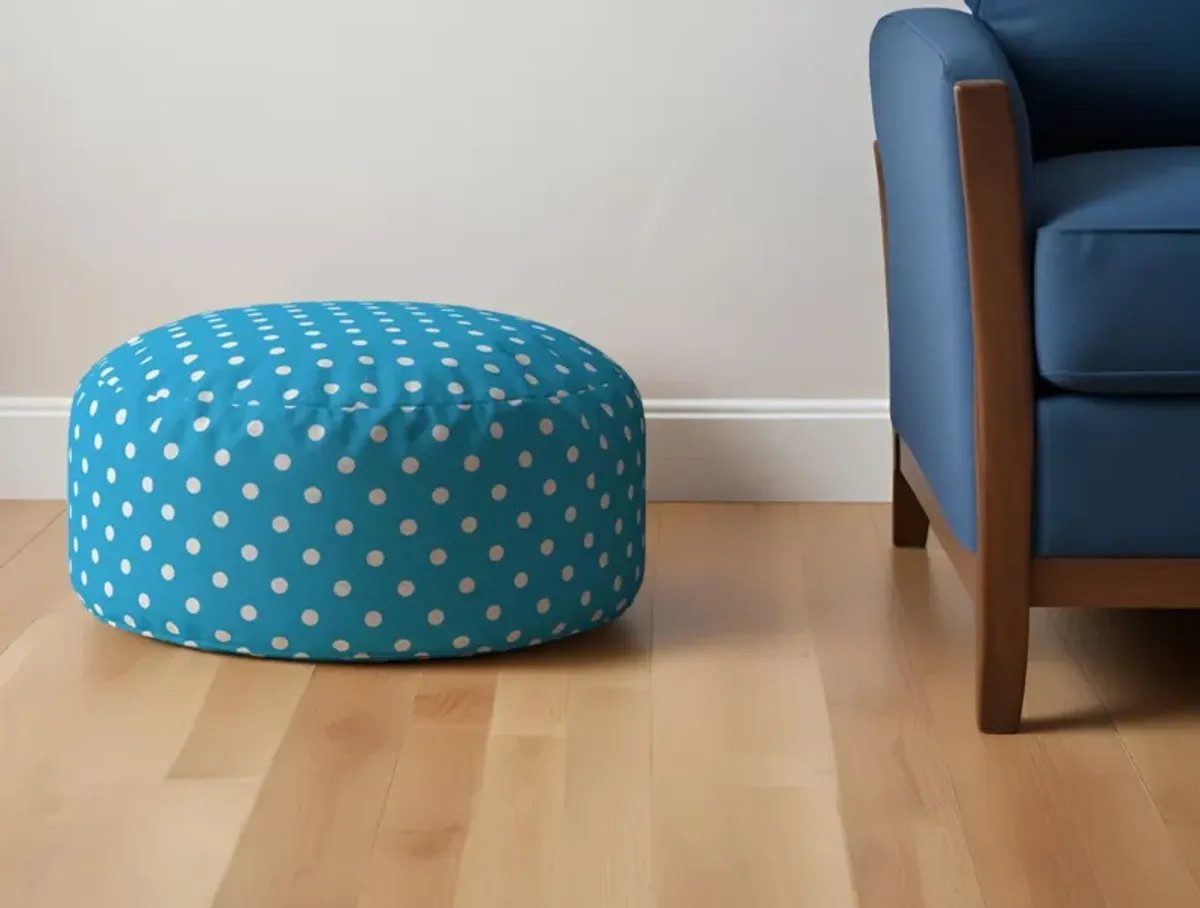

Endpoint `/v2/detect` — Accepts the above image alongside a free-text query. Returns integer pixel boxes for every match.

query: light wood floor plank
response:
[0,500,63,569]
[209,667,418,908]
[796,504,986,908]
[651,504,856,908]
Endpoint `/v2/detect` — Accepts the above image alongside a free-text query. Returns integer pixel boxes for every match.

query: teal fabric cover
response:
[66,302,646,660]
[1032,147,1200,394]
[966,0,1200,159]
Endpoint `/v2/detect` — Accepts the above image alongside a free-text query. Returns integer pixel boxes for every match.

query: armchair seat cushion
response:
[1034,147,1200,394]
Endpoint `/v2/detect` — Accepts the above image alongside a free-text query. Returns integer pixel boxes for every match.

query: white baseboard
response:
[0,396,891,502]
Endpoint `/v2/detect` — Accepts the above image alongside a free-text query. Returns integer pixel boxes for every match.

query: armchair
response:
[871,2,1200,733]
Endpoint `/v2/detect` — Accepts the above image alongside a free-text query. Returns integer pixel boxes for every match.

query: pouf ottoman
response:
[66,302,646,660]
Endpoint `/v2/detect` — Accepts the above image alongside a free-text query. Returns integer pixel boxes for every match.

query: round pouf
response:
[66,302,646,660]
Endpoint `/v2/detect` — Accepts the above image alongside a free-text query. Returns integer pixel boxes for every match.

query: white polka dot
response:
[431,424,450,442]
[366,488,387,507]
[193,417,210,433]
[120,558,131,575]
[427,609,445,626]
[459,577,476,594]
[94,433,104,450]
[536,597,551,614]
[541,539,555,556]
[397,580,415,597]
[402,457,420,474]
[461,516,478,533]
[243,483,259,500]
[125,442,136,459]
[600,493,611,509]
[304,487,322,504]
[161,503,176,521]
[366,550,384,567]
[198,391,215,404]
[543,479,557,496]
[140,534,153,552]
[514,572,529,589]
[562,565,575,581]
[141,476,154,494]
[308,425,326,442]
[272,577,289,594]
[448,381,465,394]
[399,518,418,536]
[452,635,470,650]
[489,422,503,440]
[213,572,228,588]
[581,590,592,606]
[271,637,289,651]
[338,456,356,474]
[360,382,378,395]
[584,532,595,549]
[567,446,579,463]
[213,510,229,528]
[182,597,200,614]
[393,639,412,652]
[539,418,554,435]
[364,610,383,628]
[370,425,388,442]
[430,548,447,566]
[186,537,201,555]
[303,548,321,565]
[246,419,264,437]
[242,544,259,562]
[489,545,504,562]
[272,516,290,533]
[565,506,577,522]
[214,449,231,466]
[335,519,354,536]
[491,484,507,501]
[115,408,128,426]
[240,604,258,621]
[214,629,232,643]
[165,621,180,635]
[333,639,351,653]
[186,477,202,494]
[301,609,319,626]
[432,487,450,505]
[588,474,597,490]
[506,630,522,643]
[517,512,533,529]
[518,451,533,468]
[334,580,352,597]
[463,455,480,472]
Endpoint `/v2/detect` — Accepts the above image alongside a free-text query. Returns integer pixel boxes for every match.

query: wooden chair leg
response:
[975,579,1030,734]
[892,434,930,549]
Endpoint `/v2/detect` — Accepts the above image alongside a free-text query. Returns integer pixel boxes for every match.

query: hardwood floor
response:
[4,501,1200,907]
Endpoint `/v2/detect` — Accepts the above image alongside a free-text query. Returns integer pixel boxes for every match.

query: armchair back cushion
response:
[967,0,1200,158]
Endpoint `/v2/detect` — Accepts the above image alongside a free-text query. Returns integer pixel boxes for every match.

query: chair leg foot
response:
[892,434,930,549]
[975,591,1030,734]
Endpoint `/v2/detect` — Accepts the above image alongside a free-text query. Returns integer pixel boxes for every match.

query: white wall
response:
[0,1,950,499]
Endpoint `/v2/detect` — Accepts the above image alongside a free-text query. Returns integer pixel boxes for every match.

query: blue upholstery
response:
[67,302,646,660]
[967,0,1200,159]
[1037,395,1200,557]
[870,8,1031,552]
[1032,148,1200,394]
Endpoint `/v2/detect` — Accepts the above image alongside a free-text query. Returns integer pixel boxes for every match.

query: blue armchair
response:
[872,1,1200,732]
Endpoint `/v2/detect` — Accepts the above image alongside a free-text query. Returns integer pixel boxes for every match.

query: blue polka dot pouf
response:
[66,302,646,660]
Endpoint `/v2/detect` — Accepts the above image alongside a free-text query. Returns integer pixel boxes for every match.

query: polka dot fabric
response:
[66,302,646,660]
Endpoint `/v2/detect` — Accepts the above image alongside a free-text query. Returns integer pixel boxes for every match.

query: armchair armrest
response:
[871,8,1033,552]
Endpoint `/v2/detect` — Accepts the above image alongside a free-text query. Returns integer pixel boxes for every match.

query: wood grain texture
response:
[955,80,1034,733]
[8,501,1200,907]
